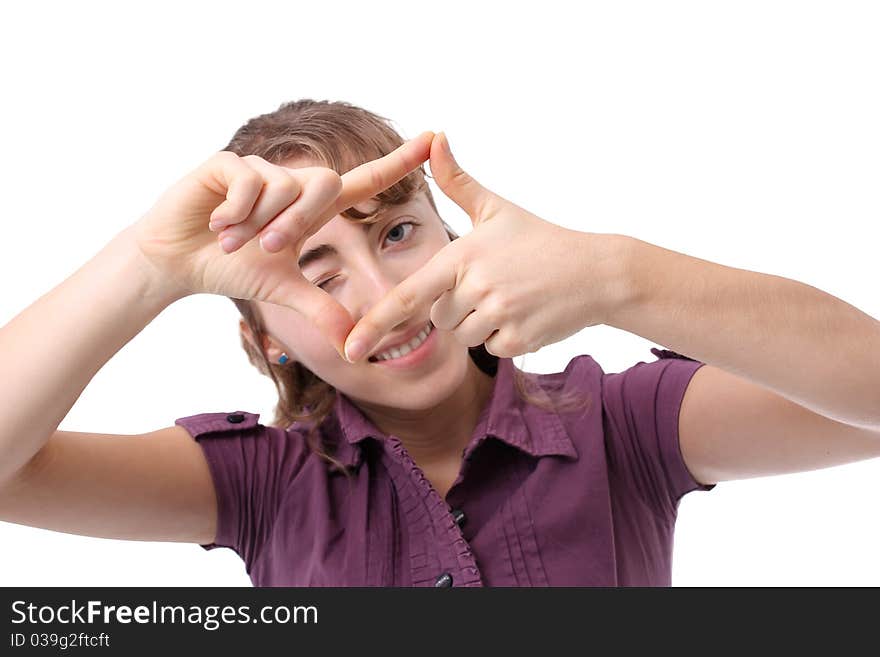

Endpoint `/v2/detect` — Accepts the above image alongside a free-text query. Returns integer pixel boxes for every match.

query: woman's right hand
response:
[130,131,434,359]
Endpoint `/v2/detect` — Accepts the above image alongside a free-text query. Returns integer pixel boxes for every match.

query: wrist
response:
[108,225,192,310]
[587,231,647,329]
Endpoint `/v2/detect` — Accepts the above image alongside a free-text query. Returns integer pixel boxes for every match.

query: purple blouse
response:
[175,349,715,587]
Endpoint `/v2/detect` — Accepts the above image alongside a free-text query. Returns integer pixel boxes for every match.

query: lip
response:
[368,320,433,360]
[368,322,438,369]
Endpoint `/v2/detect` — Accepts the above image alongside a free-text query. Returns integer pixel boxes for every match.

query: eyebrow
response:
[297,222,372,270]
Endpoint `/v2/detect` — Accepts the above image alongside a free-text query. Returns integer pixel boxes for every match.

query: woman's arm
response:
[606,235,880,432]
[602,235,880,485]
[0,226,185,483]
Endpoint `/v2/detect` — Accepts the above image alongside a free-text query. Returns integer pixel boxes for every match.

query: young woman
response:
[1,100,878,587]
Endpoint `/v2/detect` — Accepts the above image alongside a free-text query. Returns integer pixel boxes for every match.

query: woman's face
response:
[249,189,473,411]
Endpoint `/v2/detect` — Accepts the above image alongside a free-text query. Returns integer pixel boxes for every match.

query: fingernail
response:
[220,236,240,253]
[260,231,285,252]
[345,339,366,363]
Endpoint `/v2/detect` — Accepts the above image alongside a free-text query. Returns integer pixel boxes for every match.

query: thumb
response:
[429,132,494,224]
[264,273,355,361]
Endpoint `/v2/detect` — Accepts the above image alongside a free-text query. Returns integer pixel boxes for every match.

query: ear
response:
[239,319,292,365]
[239,319,258,351]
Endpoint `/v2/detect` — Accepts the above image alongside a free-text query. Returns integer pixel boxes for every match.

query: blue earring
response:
[278,353,289,365]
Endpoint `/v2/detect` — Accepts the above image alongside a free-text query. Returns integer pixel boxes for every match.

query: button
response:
[451,508,466,527]
[226,413,245,423]
[434,572,453,587]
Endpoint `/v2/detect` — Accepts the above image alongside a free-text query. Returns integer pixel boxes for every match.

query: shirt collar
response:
[327,356,578,472]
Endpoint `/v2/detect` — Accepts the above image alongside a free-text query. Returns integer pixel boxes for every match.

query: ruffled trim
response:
[382,436,483,587]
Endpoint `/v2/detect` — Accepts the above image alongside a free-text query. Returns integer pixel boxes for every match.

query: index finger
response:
[333,131,434,214]
[343,248,458,363]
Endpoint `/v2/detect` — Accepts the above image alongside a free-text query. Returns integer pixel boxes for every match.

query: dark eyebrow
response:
[297,222,373,270]
[297,243,338,270]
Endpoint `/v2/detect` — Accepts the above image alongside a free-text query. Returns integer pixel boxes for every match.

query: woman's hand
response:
[130,131,434,359]
[342,132,634,363]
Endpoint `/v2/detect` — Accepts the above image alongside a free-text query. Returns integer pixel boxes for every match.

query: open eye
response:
[385,220,419,244]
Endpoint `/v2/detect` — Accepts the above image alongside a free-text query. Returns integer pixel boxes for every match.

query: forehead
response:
[298,195,381,247]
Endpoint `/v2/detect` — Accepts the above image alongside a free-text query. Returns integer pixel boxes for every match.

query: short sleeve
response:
[601,348,716,519]
[174,410,309,572]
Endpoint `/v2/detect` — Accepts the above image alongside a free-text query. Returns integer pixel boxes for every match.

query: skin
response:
[241,188,495,477]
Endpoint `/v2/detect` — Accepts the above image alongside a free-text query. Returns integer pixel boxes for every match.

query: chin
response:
[363,344,470,409]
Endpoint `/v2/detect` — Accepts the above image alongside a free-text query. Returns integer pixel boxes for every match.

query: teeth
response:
[376,322,433,361]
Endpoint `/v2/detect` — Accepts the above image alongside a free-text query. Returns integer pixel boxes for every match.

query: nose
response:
[347,261,403,321]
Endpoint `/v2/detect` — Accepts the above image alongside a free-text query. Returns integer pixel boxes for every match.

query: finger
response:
[214,156,304,253]
[428,132,494,223]
[448,307,498,348]
[483,328,525,359]
[203,151,265,229]
[334,131,434,213]
[254,167,342,253]
[260,269,355,361]
[429,282,479,332]
[343,249,458,363]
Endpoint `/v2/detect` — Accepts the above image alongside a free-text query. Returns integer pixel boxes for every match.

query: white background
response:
[1,1,878,586]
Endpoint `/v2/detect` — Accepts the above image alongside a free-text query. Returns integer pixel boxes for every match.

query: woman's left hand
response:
[342,132,634,364]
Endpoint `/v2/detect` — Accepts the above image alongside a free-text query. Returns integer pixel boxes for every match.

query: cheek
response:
[405,237,448,274]
[291,324,339,366]
[262,308,338,365]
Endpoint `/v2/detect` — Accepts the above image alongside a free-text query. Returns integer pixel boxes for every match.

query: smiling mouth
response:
[367,321,434,363]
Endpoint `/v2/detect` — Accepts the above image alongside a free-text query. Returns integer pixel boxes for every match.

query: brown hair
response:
[220,99,591,474]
